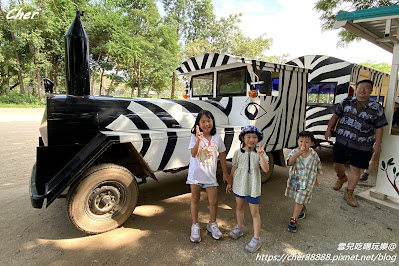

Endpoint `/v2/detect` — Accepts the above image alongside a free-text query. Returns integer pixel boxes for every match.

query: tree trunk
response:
[50,55,58,93]
[14,45,24,93]
[99,68,105,96]
[91,53,102,95]
[29,44,43,98]
[53,74,58,94]
[6,71,10,86]
[137,62,141,97]
[90,70,96,95]
[146,82,153,97]
[36,68,44,99]
[106,64,120,96]
[171,71,175,99]
[130,87,135,98]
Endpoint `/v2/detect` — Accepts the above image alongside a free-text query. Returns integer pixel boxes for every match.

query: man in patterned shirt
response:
[325,80,388,207]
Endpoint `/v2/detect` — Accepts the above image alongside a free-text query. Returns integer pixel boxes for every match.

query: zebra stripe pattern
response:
[177,52,308,153]
[286,55,389,142]
[176,52,305,74]
[102,53,309,173]
[103,97,240,172]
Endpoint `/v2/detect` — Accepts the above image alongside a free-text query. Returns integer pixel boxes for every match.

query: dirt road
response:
[0,108,398,265]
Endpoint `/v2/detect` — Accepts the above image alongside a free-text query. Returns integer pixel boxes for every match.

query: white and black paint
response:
[286,55,389,143]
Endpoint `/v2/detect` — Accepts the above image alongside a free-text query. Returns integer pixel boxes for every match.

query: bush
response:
[0,91,45,107]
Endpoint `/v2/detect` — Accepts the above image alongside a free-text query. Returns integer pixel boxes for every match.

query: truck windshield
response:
[217,67,246,96]
[192,73,213,96]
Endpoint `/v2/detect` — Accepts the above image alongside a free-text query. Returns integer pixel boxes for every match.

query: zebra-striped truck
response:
[286,55,390,146]
[30,13,309,234]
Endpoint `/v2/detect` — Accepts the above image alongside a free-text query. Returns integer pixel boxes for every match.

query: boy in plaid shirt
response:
[285,131,322,233]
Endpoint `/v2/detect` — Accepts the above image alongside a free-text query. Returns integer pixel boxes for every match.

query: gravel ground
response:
[0,108,398,266]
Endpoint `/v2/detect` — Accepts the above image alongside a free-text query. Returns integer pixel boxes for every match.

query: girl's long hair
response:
[190,110,217,136]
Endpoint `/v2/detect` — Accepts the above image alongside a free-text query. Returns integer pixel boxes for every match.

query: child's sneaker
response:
[245,237,262,253]
[288,218,297,233]
[206,221,223,240]
[360,172,369,182]
[298,205,306,219]
[190,223,201,243]
[229,225,244,239]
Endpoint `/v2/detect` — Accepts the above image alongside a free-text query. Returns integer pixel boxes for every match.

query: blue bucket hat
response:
[239,125,263,142]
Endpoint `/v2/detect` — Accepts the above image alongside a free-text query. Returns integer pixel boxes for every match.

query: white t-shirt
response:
[187,133,226,184]
[302,155,311,166]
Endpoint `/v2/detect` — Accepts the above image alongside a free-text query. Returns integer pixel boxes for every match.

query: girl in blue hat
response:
[226,125,269,252]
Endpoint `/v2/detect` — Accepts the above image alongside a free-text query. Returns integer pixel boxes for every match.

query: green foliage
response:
[359,61,392,74]
[314,0,397,45]
[0,90,45,106]
[1,0,282,103]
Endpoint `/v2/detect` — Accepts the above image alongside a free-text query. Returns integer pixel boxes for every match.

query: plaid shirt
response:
[335,97,387,151]
[286,148,323,192]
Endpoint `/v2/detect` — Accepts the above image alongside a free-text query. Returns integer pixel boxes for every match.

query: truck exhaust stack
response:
[65,11,90,96]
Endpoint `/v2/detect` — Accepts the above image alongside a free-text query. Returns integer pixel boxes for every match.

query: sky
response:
[212,0,393,64]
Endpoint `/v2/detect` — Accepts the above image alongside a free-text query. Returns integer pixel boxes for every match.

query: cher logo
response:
[6,8,39,20]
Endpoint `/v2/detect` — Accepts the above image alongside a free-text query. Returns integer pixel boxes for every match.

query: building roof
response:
[333,5,399,53]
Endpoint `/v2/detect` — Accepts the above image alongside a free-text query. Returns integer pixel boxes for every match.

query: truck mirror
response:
[259,71,272,95]
[43,78,54,93]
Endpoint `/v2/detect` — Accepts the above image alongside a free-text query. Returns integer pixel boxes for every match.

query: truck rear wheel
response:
[261,152,274,183]
[66,163,138,234]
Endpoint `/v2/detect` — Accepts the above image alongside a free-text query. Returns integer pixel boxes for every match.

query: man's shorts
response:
[333,142,373,169]
[233,192,260,204]
[186,180,219,188]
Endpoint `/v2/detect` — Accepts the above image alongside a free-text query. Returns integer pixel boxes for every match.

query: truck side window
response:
[217,67,246,96]
[272,77,279,96]
[255,70,280,96]
[191,73,213,96]
[307,82,336,105]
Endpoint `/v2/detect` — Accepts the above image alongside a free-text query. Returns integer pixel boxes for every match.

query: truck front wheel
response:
[261,152,274,183]
[66,163,138,234]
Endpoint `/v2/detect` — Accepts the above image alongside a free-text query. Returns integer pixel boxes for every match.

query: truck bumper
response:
[30,163,45,208]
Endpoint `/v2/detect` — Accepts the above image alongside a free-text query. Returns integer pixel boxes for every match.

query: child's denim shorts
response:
[233,192,260,204]
[186,180,219,188]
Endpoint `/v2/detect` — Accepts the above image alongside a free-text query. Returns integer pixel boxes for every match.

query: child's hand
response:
[296,146,305,155]
[257,143,266,156]
[196,125,203,141]
[226,183,232,194]
[223,172,232,184]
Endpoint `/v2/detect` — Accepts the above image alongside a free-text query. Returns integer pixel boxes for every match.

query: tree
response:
[183,13,275,61]
[98,0,178,98]
[86,0,125,95]
[0,0,26,94]
[162,0,214,43]
[37,0,89,93]
[359,61,391,74]
[162,0,214,98]
[314,0,399,46]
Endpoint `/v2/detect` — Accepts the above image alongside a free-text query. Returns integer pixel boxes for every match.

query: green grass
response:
[0,91,45,107]
[0,103,45,108]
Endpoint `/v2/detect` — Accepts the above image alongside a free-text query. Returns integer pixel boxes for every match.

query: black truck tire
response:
[261,152,274,183]
[66,163,138,234]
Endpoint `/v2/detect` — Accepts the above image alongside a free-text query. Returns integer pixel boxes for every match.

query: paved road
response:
[0,108,398,265]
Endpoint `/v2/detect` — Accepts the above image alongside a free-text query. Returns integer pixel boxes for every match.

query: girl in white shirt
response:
[187,110,229,243]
